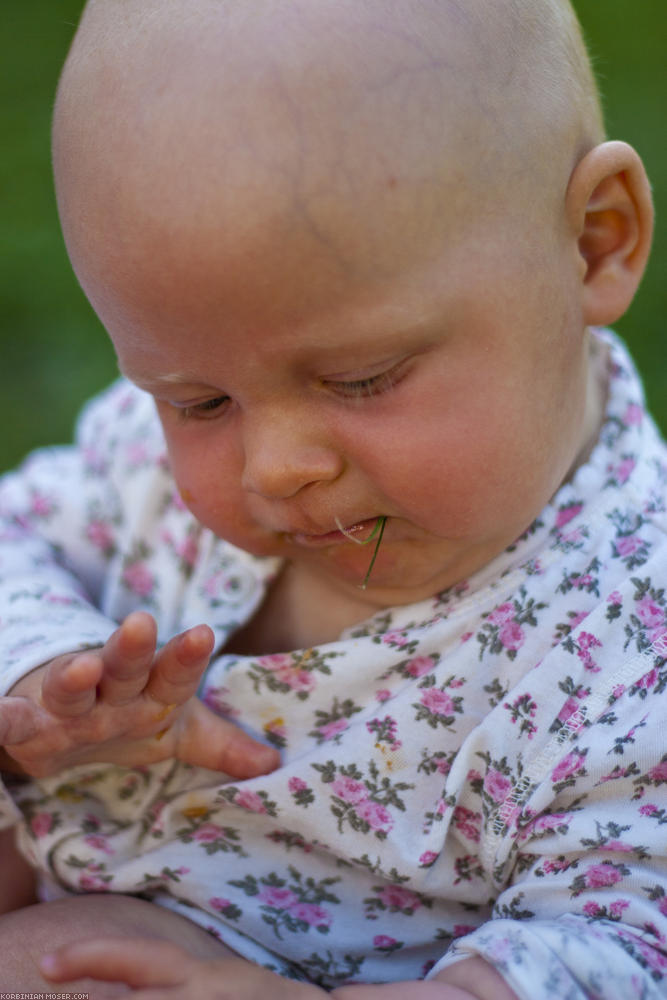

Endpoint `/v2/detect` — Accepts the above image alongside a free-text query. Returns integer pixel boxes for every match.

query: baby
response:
[0,0,665,996]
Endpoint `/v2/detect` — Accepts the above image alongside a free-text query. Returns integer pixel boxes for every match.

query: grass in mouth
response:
[335,515,387,589]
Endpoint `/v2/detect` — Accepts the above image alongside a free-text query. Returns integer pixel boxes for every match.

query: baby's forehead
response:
[55,0,600,288]
[67,0,596,156]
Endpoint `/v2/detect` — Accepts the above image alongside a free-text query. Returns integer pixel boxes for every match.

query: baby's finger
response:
[40,651,104,717]
[98,611,159,705]
[144,624,215,707]
[40,936,193,987]
[177,698,281,777]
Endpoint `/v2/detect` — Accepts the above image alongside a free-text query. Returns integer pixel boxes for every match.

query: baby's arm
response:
[1,610,279,779]
[41,937,518,1000]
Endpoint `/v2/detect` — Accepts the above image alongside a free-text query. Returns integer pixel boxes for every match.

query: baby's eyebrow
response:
[121,370,205,389]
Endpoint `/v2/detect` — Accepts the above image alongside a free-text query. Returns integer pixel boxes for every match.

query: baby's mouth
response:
[288,517,380,549]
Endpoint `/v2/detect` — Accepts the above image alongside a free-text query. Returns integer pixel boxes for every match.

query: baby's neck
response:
[563,331,609,485]
[223,561,381,655]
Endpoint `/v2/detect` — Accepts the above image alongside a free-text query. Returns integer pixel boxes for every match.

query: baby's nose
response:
[240,412,344,500]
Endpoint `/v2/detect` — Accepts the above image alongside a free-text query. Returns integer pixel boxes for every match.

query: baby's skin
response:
[0,612,279,778]
[0,0,655,994]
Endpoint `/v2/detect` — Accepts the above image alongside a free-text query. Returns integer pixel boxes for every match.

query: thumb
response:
[0,696,42,747]
[175,698,281,778]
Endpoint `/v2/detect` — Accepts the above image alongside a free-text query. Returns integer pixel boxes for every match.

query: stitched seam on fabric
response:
[482,644,659,875]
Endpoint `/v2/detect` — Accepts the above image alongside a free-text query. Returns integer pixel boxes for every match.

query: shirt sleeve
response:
[0,382,152,828]
[426,656,667,998]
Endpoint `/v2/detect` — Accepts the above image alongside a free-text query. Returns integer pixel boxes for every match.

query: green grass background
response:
[1,1,665,473]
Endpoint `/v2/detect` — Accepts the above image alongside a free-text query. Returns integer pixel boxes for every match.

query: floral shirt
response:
[0,330,666,998]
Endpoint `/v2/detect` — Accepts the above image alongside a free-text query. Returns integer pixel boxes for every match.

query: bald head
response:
[52,0,605,317]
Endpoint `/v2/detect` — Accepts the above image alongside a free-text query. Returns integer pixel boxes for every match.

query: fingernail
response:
[40,953,58,974]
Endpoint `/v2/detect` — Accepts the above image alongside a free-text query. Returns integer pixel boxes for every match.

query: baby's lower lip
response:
[289,518,379,548]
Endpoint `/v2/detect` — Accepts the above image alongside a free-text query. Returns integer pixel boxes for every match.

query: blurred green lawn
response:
[1,1,665,473]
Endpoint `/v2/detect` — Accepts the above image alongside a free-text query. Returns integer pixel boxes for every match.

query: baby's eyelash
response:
[178,396,230,421]
[325,363,406,400]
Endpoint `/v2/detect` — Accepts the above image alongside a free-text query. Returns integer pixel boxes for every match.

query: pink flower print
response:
[382,630,410,648]
[84,834,115,856]
[552,750,587,784]
[202,572,225,599]
[498,620,525,652]
[531,812,573,835]
[556,503,583,528]
[405,655,437,678]
[610,900,631,920]
[210,896,233,912]
[647,760,667,783]
[193,823,226,843]
[487,602,515,626]
[636,668,659,691]
[330,776,368,805]
[30,812,53,838]
[356,799,394,834]
[584,863,624,889]
[659,897,667,918]
[258,886,298,909]
[650,627,667,658]
[30,492,55,518]
[610,457,636,485]
[483,768,512,804]
[420,688,454,716]
[290,903,331,929]
[122,561,155,597]
[278,666,315,694]
[374,935,399,949]
[258,653,294,671]
[453,925,477,938]
[375,689,391,703]
[577,631,602,672]
[636,596,665,628]
[608,591,623,605]
[453,806,482,842]
[234,789,267,814]
[288,777,309,794]
[583,900,603,917]
[639,804,658,817]
[86,520,114,552]
[79,873,110,892]
[542,857,571,874]
[176,535,199,568]
[606,840,634,853]
[202,687,239,719]
[460,631,473,643]
[419,850,439,867]
[557,696,583,725]
[378,885,421,912]
[615,535,642,557]
[623,403,643,426]
[318,718,349,741]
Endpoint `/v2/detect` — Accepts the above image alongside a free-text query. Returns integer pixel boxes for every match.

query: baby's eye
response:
[179,396,231,421]
[324,363,406,400]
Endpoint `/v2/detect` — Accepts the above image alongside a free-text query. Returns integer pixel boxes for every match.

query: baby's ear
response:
[566,141,653,326]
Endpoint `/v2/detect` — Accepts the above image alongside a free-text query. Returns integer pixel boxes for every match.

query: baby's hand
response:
[2,611,279,779]
[41,936,324,998]
[40,935,517,999]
